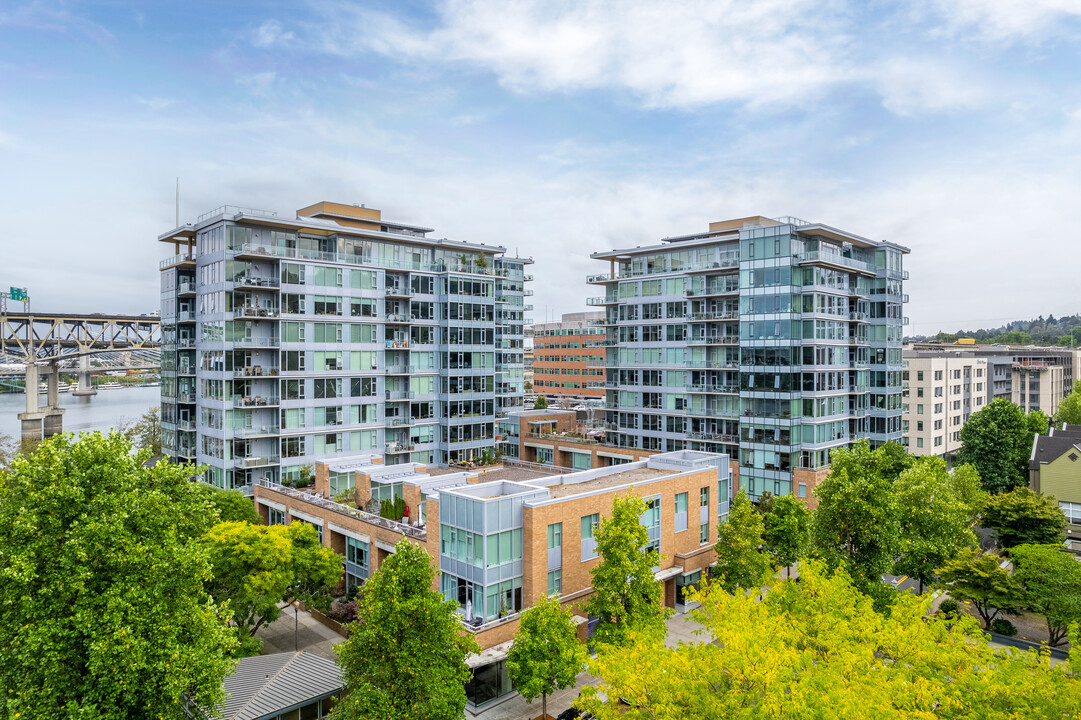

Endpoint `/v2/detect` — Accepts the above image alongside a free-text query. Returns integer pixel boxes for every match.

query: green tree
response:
[1026,409,1050,437]
[195,483,261,524]
[533,395,549,409]
[1011,544,1081,646]
[119,406,163,456]
[955,398,1032,493]
[203,521,341,654]
[981,487,1067,549]
[334,539,478,720]
[937,548,1023,630]
[1054,380,1081,426]
[506,597,587,720]
[950,463,990,523]
[585,494,669,647]
[876,440,915,481]
[761,494,810,579]
[582,560,1081,720]
[892,458,977,593]
[811,440,899,605]
[0,432,236,720]
[713,488,771,591]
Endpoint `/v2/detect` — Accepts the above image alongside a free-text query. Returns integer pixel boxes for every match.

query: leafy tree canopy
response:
[761,494,810,579]
[195,483,261,525]
[714,488,773,591]
[1011,543,1081,647]
[0,432,236,720]
[585,494,669,647]
[982,487,1067,549]
[203,521,341,654]
[956,399,1033,493]
[937,548,1024,630]
[506,596,586,720]
[892,457,978,593]
[119,406,163,456]
[1055,381,1081,426]
[533,395,548,409]
[582,560,1081,719]
[334,539,478,720]
[811,440,899,605]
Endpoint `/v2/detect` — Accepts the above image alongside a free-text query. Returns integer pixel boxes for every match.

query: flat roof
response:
[545,467,670,499]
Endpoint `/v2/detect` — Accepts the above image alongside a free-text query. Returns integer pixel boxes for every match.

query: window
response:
[798,482,807,498]
[700,522,709,544]
[674,492,688,533]
[547,569,562,597]
[934,370,943,381]
[268,507,285,525]
[642,496,661,555]
[917,438,924,448]
[917,370,924,381]
[580,514,599,561]
[547,522,562,549]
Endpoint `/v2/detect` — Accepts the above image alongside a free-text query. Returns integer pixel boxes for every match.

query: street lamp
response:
[292,599,300,652]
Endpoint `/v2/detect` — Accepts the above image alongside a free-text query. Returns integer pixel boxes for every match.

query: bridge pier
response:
[71,354,97,396]
[17,363,64,441]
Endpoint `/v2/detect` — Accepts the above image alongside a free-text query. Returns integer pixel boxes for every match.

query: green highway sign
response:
[9,287,27,301]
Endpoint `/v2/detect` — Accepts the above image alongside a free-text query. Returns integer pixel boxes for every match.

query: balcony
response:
[232,275,280,290]
[232,336,280,348]
[178,338,196,349]
[386,442,416,453]
[231,395,280,408]
[686,384,739,394]
[689,311,738,321]
[388,417,416,427]
[849,311,868,323]
[237,455,280,469]
[234,425,280,438]
[687,335,739,346]
[177,281,196,296]
[797,251,876,274]
[385,313,412,324]
[587,273,614,283]
[386,390,415,400]
[233,306,280,319]
[687,431,739,443]
[587,297,618,306]
[385,339,411,349]
[177,392,196,404]
[233,366,279,378]
[160,253,196,270]
[177,310,196,323]
[177,419,196,431]
[386,286,415,298]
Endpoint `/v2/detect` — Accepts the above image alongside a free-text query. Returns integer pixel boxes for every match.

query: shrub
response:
[345,583,360,601]
[380,496,406,522]
[991,618,1018,636]
[329,598,358,624]
[938,599,959,617]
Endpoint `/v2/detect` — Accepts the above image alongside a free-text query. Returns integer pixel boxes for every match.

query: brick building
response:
[253,449,730,710]
[532,312,606,400]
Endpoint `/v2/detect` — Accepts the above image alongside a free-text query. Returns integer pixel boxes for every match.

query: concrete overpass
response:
[0,313,161,439]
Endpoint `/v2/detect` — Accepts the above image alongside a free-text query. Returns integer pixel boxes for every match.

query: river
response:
[0,385,161,440]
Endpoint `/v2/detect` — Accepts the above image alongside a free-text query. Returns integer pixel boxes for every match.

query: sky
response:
[2,0,1081,336]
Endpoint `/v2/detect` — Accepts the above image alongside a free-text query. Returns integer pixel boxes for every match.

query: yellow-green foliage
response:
[582,560,1081,719]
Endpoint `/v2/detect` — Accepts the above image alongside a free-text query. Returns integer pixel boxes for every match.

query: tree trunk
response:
[542,692,547,720]
[918,577,924,595]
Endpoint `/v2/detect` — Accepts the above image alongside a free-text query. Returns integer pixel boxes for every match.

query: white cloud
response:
[0,0,114,44]
[874,58,990,116]
[931,0,1081,42]
[313,0,855,109]
[252,19,295,48]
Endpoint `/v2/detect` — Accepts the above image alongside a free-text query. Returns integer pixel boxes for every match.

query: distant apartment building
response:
[588,215,909,501]
[253,449,731,709]
[157,202,531,492]
[1013,362,1066,416]
[532,312,606,400]
[910,342,1081,409]
[902,350,988,457]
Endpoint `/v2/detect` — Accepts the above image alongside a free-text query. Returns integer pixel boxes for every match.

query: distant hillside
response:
[913,314,1081,347]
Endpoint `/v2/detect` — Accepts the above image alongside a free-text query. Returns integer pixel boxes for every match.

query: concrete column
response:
[46,363,59,409]
[18,363,44,441]
[72,354,97,396]
[42,364,65,438]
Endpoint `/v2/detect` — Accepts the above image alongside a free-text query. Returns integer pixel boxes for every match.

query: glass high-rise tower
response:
[589,215,908,500]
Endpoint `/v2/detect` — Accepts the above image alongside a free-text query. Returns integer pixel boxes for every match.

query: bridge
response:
[0,313,162,439]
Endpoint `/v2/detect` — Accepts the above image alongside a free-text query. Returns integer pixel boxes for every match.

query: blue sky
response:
[3,0,1081,335]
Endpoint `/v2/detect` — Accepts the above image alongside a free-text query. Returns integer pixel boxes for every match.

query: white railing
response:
[258,479,427,539]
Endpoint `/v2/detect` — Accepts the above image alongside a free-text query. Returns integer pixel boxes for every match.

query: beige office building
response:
[903,352,988,457]
[1013,363,1066,417]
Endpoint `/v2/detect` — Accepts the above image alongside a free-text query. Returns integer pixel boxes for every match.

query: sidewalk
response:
[257,603,346,661]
